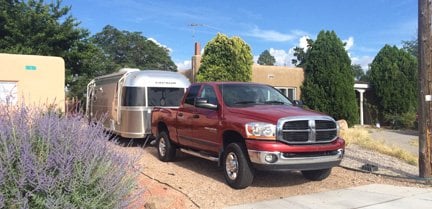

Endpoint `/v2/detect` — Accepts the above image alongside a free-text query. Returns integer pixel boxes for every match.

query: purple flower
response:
[0,104,140,208]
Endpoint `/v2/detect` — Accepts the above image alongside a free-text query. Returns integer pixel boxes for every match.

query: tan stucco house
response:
[182,42,304,100]
[0,53,65,111]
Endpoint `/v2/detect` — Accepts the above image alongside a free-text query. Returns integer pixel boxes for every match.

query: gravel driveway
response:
[116,133,427,209]
[368,128,419,156]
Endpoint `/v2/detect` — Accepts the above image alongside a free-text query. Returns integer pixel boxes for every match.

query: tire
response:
[301,168,332,181]
[222,143,254,189]
[156,131,176,162]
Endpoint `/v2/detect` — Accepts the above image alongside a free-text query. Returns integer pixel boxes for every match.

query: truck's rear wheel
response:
[301,168,331,181]
[157,131,176,162]
[222,143,254,189]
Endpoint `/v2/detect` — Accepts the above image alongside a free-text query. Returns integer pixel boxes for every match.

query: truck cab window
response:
[199,85,218,105]
[185,85,201,105]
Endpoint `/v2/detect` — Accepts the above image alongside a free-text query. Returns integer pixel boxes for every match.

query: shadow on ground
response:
[142,145,311,188]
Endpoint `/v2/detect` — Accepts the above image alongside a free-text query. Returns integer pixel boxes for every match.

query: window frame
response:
[275,87,297,101]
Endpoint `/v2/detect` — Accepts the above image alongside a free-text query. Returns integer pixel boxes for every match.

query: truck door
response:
[176,84,201,147]
[192,85,221,153]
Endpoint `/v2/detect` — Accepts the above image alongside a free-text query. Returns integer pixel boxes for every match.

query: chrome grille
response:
[277,116,338,144]
[282,120,308,130]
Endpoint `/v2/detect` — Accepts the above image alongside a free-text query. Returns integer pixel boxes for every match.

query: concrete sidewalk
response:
[225,184,432,209]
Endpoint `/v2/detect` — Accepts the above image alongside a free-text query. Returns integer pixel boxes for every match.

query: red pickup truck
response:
[151,82,345,189]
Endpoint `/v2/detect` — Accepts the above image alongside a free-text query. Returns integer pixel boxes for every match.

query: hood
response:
[226,105,327,123]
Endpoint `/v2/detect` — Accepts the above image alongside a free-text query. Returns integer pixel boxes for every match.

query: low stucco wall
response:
[0,53,65,111]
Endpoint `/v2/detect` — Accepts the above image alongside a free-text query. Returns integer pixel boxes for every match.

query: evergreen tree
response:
[291,39,314,67]
[301,31,358,125]
[257,49,276,65]
[369,45,418,121]
[197,33,253,82]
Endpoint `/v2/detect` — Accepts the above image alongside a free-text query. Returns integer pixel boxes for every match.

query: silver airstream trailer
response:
[86,68,190,138]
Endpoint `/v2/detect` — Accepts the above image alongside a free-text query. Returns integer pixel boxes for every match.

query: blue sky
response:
[69,0,417,71]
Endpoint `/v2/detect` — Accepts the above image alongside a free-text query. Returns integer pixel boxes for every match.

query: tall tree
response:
[92,25,177,71]
[65,40,117,98]
[402,38,418,58]
[0,0,107,99]
[0,0,86,56]
[301,31,358,125]
[197,33,253,82]
[291,38,314,67]
[351,64,366,81]
[369,45,418,121]
[257,49,276,65]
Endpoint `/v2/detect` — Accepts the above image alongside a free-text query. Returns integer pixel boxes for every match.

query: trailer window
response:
[122,87,146,106]
[148,87,185,106]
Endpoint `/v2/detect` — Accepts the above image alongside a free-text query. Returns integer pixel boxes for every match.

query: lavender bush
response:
[0,104,139,208]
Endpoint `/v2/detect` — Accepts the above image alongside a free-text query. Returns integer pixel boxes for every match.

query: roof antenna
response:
[188,23,204,39]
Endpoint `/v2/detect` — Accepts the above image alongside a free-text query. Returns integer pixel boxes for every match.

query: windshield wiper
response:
[264,100,285,105]
[234,101,257,105]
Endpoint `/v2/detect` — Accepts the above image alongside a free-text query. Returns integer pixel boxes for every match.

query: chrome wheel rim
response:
[158,137,166,156]
[225,152,239,180]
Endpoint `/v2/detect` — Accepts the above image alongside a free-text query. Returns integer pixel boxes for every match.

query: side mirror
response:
[195,97,218,109]
[293,100,304,107]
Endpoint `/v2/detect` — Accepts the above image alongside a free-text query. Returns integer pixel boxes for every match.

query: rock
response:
[337,120,349,130]
[144,202,156,209]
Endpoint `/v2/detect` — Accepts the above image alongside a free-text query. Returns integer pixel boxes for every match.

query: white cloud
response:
[343,37,354,51]
[268,48,292,66]
[148,37,172,52]
[176,60,191,71]
[254,34,372,72]
[298,36,310,49]
[263,36,312,66]
[247,26,308,42]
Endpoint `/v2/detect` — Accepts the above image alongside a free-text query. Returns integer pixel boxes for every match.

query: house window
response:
[275,87,296,100]
[0,81,18,104]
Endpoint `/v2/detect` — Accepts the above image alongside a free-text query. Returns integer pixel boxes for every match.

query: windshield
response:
[218,84,292,107]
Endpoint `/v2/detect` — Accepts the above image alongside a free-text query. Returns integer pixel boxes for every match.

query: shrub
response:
[384,111,417,129]
[0,104,138,208]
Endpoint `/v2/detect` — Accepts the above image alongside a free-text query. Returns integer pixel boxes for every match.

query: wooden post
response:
[418,0,432,178]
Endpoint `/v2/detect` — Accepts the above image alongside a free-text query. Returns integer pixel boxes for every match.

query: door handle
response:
[192,114,200,119]
[178,113,184,117]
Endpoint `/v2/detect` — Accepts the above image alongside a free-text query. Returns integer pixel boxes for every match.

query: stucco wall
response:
[0,53,65,111]
[251,65,304,100]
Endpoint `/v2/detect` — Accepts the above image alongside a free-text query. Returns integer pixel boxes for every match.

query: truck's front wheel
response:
[301,168,332,181]
[156,131,176,162]
[222,143,254,189]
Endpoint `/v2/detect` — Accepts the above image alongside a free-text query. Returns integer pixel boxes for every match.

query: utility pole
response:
[418,0,432,178]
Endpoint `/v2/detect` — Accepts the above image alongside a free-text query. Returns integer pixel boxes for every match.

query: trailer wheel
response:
[301,168,332,181]
[156,131,176,162]
[222,143,254,189]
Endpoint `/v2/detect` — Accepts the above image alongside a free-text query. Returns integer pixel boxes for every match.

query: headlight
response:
[245,122,276,140]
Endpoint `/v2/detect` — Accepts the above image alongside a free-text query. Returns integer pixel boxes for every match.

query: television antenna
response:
[188,23,204,39]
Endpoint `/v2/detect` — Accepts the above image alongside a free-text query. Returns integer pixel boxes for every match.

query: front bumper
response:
[248,148,344,171]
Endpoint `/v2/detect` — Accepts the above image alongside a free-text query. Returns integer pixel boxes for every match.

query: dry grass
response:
[340,127,418,166]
